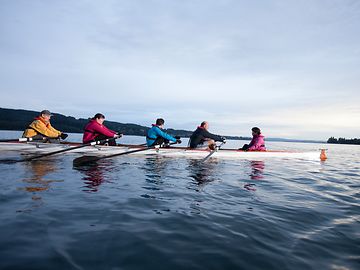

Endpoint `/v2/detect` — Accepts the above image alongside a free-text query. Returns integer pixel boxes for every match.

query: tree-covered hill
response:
[1,107,326,143]
[327,137,360,145]
[0,108,194,137]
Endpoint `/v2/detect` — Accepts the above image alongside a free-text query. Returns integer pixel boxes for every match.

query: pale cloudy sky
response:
[1,0,359,139]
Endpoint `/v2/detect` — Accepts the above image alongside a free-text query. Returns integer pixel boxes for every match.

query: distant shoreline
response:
[327,137,360,145]
[0,107,326,144]
[0,129,326,144]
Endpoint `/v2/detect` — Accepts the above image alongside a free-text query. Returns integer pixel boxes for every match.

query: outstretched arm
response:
[203,130,223,142]
[155,128,177,142]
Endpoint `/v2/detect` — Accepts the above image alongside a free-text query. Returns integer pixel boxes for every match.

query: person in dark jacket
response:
[189,121,226,150]
[146,118,181,147]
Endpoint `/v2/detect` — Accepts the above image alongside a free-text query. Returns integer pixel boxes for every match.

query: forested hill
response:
[0,108,326,142]
[327,137,360,145]
[0,108,196,137]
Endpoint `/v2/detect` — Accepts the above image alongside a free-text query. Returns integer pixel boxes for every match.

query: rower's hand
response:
[114,133,123,138]
[175,136,181,140]
[221,137,226,143]
[176,139,182,144]
[60,133,68,140]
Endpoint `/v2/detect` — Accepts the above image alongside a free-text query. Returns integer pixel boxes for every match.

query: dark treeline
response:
[327,137,360,145]
[0,108,250,139]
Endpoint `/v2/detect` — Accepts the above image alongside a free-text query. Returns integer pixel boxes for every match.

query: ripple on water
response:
[0,141,359,269]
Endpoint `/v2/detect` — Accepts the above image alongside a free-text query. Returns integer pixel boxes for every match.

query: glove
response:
[115,132,123,138]
[176,139,182,144]
[60,133,68,140]
[175,136,181,140]
[221,137,226,143]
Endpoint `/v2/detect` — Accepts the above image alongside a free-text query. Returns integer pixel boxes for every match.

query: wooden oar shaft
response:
[22,138,118,162]
[0,138,33,142]
[202,142,225,162]
[73,142,178,166]
[0,138,118,164]
[21,144,86,162]
[0,136,66,143]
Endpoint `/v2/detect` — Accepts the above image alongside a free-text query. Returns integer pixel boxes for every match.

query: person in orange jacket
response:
[22,110,68,142]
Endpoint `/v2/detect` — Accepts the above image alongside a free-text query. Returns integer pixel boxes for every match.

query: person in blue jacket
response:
[146,118,181,147]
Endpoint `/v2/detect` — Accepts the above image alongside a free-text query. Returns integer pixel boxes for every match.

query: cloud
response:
[0,0,359,139]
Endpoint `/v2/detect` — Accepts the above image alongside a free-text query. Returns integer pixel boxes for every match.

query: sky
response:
[0,0,359,140]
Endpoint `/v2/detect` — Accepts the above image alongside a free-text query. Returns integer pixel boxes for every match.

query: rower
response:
[22,110,68,142]
[239,127,266,151]
[146,118,181,147]
[188,121,226,150]
[83,113,122,146]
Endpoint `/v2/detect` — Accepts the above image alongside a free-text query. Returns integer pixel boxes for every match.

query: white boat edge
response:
[0,142,326,160]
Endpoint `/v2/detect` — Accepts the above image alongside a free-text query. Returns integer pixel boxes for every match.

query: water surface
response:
[0,131,359,270]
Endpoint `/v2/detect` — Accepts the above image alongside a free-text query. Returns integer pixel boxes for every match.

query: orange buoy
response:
[320,149,327,161]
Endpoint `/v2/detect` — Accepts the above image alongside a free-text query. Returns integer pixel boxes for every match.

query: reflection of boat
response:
[18,160,62,207]
[0,141,326,160]
[250,160,265,180]
[74,162,109,192]
[187,159,218,186]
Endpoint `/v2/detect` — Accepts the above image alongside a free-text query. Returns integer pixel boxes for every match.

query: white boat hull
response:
[0,142,324,160]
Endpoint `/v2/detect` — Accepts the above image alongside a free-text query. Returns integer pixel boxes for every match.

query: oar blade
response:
[0,159,18,164]
[73,155,101,166]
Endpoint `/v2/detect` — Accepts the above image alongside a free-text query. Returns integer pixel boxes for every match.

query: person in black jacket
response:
[189,121,226,150]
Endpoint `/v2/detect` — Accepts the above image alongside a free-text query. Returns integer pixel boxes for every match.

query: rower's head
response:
[156,118,165,128]
[251,127,261,136]
[40,110,53,122]
[200,121,209,130]
[93,113,106,125]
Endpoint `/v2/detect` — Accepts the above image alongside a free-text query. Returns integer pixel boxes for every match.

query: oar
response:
[0,136,66,143]
[73,142,178,166]
[0,137,35,142]
[0,138,118,164]
[202,142,225,162]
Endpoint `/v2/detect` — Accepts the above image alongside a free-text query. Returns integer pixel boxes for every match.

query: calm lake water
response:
[0,131,359,270]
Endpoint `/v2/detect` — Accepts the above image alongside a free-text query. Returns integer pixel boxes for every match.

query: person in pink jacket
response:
[239,127,266,151]
[83,113,121,146]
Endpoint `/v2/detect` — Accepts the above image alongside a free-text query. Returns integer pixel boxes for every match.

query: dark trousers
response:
[93,134,117,146]
[150,137,169,147]
[240,144,250,151]
[30,134,60,143]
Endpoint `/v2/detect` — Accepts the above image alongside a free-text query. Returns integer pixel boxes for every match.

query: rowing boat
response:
[0,141,326,160]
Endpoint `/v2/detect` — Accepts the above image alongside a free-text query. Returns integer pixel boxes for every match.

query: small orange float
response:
[320,149,327,161]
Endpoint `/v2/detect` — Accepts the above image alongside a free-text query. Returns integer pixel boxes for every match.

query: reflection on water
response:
[74,159,114,192]
[187,159,218,188]
[143,156,171,186]
[243,160,265,191]
[250,160,265,180]
[18,160,62,211]
[1,134,359,270]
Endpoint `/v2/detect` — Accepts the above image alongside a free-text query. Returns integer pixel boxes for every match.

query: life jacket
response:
[146,124,161,140]
[23,116,50,137]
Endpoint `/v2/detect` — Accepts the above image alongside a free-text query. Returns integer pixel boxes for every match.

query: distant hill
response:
[0,107,173,137]
[0,107,324,143]
[0,107,252,139]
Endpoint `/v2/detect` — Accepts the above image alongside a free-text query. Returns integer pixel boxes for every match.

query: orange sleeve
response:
[30,120,62,138]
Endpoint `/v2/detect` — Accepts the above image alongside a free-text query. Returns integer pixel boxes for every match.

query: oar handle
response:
[202,141,225,162]
[0,137,34,143]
